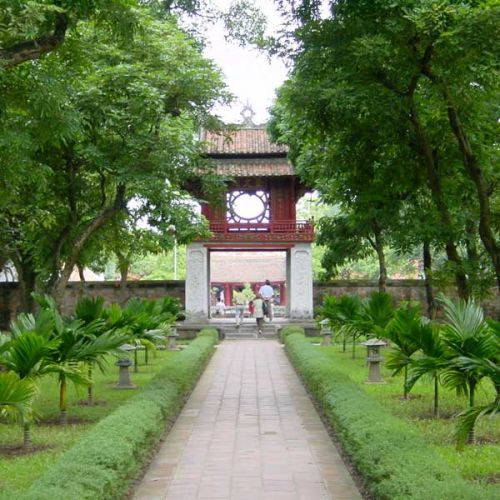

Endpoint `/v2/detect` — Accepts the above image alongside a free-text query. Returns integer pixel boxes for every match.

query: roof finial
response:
[240,101,256,127]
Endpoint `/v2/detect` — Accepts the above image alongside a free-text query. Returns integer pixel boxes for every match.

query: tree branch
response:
[0,12,69,68]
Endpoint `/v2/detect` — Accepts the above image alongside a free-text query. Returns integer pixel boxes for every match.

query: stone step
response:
[221,324,279,339]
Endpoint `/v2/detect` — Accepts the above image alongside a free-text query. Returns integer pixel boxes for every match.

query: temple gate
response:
[185,110,314,320]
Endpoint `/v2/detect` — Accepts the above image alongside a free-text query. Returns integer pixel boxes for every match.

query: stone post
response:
[289,243,313,319]
[185,243,209,321]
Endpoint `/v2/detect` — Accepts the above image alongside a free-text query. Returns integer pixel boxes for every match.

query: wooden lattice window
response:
[226,190,270,224]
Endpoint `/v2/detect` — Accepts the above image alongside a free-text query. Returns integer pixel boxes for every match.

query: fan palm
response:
[0,372,37,426]
[49,318,128,424]
[322,295,365,358]
[0,326,60,447]
[122,299,165,370]
[439,295,498,444]
[385,305,426,400]
[74,296,110,404]
[454,356,499,450]
[405,322,447,417]
[35,295,129,423]
[359,292,395,338]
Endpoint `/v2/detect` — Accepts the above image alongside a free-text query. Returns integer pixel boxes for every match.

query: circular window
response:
[227,190,270,224]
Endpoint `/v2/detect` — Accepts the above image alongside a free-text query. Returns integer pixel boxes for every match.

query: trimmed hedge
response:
[20,328,218,500]
[282,327,492,500]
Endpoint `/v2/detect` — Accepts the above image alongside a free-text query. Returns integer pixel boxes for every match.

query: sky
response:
[202,0,289,125]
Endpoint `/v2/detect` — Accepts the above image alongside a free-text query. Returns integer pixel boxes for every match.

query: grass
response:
[0,349,179,497]
[321,343,500,486]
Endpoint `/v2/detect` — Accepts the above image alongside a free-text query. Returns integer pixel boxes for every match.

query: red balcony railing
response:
[208,220,314,240]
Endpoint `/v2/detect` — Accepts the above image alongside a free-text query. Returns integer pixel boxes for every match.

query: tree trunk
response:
[87,364,93,406]
[59,375,67,425]
[408,101,469,299]
[433,375,439,419]
[118,257,130,304]
[423,241,436,318]
[467,381,476,444]
[48,184,127,308]
[23,422,32,449]
[423,72,500,292]
[370,224,387,293]
[403,365,409,400]
[13,254,37,313]
[134,348,138,373]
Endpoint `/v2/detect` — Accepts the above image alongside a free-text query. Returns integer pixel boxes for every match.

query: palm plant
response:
[405,323,447,417]
[122,299,165,370]
[358,292,395,338]
[439,295,498,444]
[0,315,60,447]
[74,296,109,405]
[321,295,365,357]
[454,356,499,450]
[0,372,37,430]
[385,305,426,400]
[35,294,128,424]
[50,317,128,424]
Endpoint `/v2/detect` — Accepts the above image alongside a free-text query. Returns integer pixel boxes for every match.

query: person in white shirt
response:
[258,279,274,321]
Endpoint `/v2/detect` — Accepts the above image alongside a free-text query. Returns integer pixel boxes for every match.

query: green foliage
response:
[18,328,217,500]
[0,7,228,307]
[385,305,431,398]
[0,372,36,424]
[270,0,500,298]
[282,328,492,499]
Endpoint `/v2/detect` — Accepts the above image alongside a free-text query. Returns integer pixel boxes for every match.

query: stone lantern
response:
[115,344,136,389]
[362,338,386,383]
[320,319,332,346]
[167,325,180,351]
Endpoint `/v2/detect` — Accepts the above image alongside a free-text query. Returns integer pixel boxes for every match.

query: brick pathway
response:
[133,340,361,500]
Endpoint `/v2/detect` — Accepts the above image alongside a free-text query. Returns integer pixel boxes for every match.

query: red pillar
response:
[281,282,286,306]
[224,284,231,305]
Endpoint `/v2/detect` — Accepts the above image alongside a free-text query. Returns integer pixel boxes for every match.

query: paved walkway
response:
[134,340,361,500]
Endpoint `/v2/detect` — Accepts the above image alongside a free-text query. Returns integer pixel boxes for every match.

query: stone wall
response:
[1,279,498,329]
[314,280,499,318]
[0,281,185,330]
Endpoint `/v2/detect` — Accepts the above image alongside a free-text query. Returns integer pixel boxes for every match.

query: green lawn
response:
[0,349,180,497]
[320,343,499,486]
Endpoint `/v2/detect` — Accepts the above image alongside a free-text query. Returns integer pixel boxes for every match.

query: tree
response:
[270,0,499,298]
[0,0,137,67]
[0,11,228,310]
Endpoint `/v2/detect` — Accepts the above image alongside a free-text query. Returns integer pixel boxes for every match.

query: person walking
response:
[258,279,274,321]
[233,285,246,328]
[253,294,265,336]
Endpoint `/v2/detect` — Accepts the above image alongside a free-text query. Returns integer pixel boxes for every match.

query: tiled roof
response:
[202,128,288,155]
[215,158,294,177]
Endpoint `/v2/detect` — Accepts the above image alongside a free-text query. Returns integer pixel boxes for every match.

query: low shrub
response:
[282,327,492,500]
[279,324,303,343]
[20,328,218,500]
